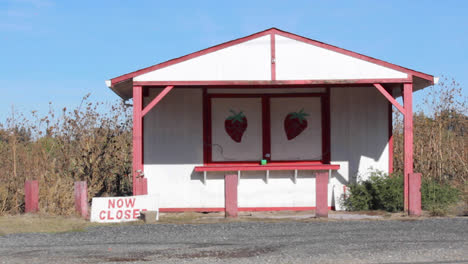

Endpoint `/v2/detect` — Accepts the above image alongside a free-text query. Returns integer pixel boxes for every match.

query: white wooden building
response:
[106,28,436,217]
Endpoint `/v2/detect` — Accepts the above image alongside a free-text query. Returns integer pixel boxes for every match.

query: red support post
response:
[141,178,148,195]
[315,171,329,217]
[388,101,394,174]
[24,180,39,213]
[225,174,238,217]
[135,178,148,195]
[74,181,88,218]
[403,83,413,212]
[408,173,422,216]
[133,85,143,195]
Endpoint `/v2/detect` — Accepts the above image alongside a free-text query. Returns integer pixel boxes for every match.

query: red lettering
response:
[116,199,124,208]
[107,210,114,220]
[125,198,136,208]
[99,210,106,220]
[116,210,123,219]
[133,209,140,219]
[108,199,115,209]
[124,210,131,219]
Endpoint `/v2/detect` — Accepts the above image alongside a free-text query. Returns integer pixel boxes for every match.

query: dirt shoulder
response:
[0,210,453,235]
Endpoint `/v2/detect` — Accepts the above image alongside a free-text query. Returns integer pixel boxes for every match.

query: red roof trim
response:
[110,27,433,86]
[110,28,275,86]
[272,28,433,82]
[133,78,412,87]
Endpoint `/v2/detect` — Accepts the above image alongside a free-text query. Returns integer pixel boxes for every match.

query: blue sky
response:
[1,0,467,122]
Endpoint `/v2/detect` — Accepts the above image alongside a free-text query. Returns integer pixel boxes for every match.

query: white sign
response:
[90,195,158,223]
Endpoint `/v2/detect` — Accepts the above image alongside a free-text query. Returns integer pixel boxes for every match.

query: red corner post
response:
[74,181,88,218]
[316,171,329,217]
[133,85,144,195]
[403,83,414,212]
[25,180,39,213]
[409,173,422,216]
[225,174,238,217]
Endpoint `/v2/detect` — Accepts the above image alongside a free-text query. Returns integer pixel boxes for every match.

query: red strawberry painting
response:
[225,110,247,143]
[284,108,309,140]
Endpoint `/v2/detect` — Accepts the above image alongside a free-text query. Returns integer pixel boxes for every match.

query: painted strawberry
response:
[225,110,247,143]
[284,108,309,140]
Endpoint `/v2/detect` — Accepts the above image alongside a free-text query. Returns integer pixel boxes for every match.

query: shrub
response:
[422,179,460,215]
[342,183,371,211]
[342,171,460,214]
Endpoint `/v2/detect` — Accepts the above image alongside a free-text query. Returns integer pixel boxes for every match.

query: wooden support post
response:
[135,178,148,195]
[24,180,39,213]
[408,173,422,216]
[74,181,88,218]
[133,85,143,195]
[403,83,413,212]
[315,171,329,217]
[225,174,238,218]
[388,100,394,174]
[142,86,174,117]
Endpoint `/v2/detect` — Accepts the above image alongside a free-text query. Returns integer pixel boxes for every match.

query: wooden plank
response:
[315,171,329,217]
[133,78,412,87]
[225,174,238,218]
[25,180,39,213]
[408,173,421,216]
[195,164,340,172]
[374,83,405,114]
[74,181,88,218]
[132,85,143,195]
[403,83,414,211]
[141,86,174,117]
[270,33,276,81]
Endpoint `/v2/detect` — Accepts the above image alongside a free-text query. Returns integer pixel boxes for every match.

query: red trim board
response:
[159,206,336,212]
[374,83,405,114]
[133,78,412,87]
[388,100,394,174]
[132,86,143,195]
[403,83,414,211]
[141,85,174,117]
[195,164,340,172]
[110,28,433,86]
[270,33,276,81]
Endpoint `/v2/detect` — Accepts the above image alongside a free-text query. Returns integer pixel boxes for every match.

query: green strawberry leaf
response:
[227,110,246,123]
[287,108,309,123]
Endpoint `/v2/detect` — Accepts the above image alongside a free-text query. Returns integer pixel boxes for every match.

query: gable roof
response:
[107,28,435,99]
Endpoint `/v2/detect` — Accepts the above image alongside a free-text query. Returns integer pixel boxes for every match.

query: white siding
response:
[143,87,389,210]
[275,35,408,80]
[135,35,271,81]
[330,87,389,209]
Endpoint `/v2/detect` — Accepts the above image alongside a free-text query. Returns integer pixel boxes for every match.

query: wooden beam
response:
[133,78,412,87]
[142,86,174,117]
[132,85,143,195]
[373,83,405,115]
[403,83,414,212]
[315,171,329,217]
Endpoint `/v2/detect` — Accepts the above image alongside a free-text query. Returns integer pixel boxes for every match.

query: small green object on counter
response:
[261,159,267,165]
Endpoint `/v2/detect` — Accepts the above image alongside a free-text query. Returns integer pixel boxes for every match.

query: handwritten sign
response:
[90,195,158,223]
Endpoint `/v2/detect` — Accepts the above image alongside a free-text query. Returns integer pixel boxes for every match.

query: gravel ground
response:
[1,217,467,264]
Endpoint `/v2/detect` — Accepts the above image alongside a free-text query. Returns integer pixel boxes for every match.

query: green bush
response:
[342,170,460,214]
[422,179,460,215]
